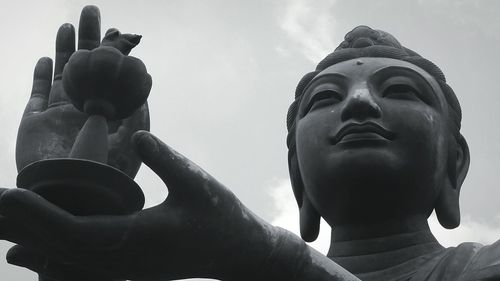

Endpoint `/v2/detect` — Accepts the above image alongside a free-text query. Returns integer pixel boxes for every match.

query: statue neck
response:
[327,215,444,277]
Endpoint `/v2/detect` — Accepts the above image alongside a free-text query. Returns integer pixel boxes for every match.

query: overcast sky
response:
[0,0,499,280]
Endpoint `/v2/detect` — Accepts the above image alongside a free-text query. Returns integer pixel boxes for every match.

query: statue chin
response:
[302,153,442,226]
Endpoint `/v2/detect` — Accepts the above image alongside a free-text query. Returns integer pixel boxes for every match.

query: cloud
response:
[269,178,331,253]
[270,178,500,254]
[278,0,339,63]
[429,213,500,247]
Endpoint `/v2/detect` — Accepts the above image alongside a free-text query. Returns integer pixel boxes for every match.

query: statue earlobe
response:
[435,186,460,229]
[436,134,470,229]
[289,152,321,241]
[300,193,321,242]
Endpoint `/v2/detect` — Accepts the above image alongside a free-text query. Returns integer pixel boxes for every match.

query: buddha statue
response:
[0,6,498,281]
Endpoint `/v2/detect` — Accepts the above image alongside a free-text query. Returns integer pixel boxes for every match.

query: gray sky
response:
[0,0,499,280]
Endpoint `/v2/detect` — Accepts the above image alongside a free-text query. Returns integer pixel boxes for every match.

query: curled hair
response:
[286,26,462,206]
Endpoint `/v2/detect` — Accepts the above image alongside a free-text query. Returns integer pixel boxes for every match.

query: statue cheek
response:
[424,111,449,154]
[297,116,334,149]
[417,109,449,189]
[406,106,445,141]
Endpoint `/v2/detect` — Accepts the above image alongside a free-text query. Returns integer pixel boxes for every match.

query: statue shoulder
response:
[458,240,500,280]
[422,241,500,281]
[410,241,498,281]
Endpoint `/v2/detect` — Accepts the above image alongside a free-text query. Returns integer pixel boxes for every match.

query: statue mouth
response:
[331,122,396,145]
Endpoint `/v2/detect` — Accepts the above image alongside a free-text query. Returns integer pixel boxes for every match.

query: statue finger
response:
[0,209,132,268]
[47,24,75,107]
[132,131,222,198]
[6,245,48,274]
[107,103,150,178]
[0,189,79,249]
[0,216,25,244]
[7,245,110,281]
[24,57,52,116]
[54,23,75,80]
[0,216,50,253]
[78,5,101,50]
[0,189,132,258]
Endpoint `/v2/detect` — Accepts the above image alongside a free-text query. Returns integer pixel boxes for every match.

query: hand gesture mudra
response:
[16,5,149,178]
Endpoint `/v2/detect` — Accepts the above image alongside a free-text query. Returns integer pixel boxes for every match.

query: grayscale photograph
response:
[0,1,499,280]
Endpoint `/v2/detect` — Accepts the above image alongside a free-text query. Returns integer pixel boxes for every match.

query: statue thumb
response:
[132,130,159,158]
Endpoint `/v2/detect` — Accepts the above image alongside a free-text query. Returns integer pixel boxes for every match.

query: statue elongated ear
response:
[435,134,470,229]
[300,192,321,242]
[288,152,321,242]
[288,152,304,207]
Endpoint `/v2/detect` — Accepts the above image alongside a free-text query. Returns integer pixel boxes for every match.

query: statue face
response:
[295,58,452,226]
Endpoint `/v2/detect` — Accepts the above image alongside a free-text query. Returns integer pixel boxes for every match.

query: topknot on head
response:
[336,25,403,50]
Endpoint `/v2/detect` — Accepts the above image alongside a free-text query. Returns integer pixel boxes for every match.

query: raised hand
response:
[16,5,149,178]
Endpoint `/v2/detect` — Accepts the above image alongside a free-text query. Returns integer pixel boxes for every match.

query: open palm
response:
[16,6,149,178]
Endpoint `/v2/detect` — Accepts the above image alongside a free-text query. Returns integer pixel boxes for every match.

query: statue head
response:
[286,26,470,241]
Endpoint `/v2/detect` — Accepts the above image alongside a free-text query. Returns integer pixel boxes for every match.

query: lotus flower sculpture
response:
[16,28,151,216]
[63,32,151,119]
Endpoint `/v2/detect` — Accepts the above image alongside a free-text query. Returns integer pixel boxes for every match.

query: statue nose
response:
[341,87,381,122]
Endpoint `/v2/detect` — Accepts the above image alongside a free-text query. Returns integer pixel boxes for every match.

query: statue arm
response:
[248,226,359,281]
[0,131,357,281]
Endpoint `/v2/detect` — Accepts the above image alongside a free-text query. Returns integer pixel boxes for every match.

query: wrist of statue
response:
[217,216,306,281]
[223,225,310,281]
[253,226,311,281]
[236,226,360,281]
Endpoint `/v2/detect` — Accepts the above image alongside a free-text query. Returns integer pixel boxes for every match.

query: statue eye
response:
[383,84,420,101]
[305,90,342,113]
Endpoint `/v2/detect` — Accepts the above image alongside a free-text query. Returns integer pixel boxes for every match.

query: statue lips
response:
[331,122,396,145]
